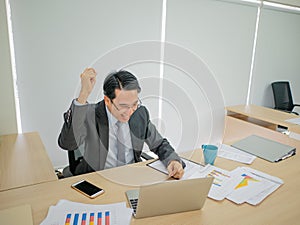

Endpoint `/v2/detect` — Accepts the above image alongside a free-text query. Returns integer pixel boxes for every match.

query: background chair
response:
[271,81,300,115]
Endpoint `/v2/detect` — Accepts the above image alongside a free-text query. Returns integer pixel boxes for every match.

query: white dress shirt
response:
[104,106,134,169]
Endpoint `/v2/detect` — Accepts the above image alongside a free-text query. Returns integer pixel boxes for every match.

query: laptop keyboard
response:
[129,198,138,214]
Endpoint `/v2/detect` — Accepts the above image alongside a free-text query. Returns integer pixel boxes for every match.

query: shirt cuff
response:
[73,98,88,106]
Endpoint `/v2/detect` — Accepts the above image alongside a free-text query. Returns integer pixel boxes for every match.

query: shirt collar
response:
[105,105,118,126]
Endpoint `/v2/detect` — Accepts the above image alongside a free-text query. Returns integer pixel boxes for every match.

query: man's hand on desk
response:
[167,160,184,179]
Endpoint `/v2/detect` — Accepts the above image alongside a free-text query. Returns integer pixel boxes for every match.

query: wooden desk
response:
[0,132,57,191]
[289,124,300,134]
[226,104,300,132]
[0,122,300,225]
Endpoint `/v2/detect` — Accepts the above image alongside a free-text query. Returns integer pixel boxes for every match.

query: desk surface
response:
[226,104,299,130]
[0,132,57,191]
[1,121,300,224]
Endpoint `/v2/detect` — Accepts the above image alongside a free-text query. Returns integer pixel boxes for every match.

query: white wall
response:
[165,0,258,106]
[9,0,162,168]
[2,0,300,167]
[250,6,300,114]
[0,0,17,135]
[163,0,258,151]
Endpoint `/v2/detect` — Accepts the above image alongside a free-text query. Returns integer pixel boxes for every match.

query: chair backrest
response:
[271,81,294,112]
[66,147,153,176]
[68,145,84,175]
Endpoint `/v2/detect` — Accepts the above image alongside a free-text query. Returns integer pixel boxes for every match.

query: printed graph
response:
[207,169,231,187]
[64,211,110,225]
[235,174,259,189]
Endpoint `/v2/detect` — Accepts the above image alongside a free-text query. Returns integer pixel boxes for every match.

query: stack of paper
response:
[40,200,132,225]
[218,144,256,164]
[188,165,243,201]
[226,167,283,205]
[147,159,283,205]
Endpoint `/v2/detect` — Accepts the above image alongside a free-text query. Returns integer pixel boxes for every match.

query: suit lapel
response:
[95,100,109,170]
[129,107,147,162]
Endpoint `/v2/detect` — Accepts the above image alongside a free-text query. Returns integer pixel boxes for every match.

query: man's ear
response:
[104,95,110,106]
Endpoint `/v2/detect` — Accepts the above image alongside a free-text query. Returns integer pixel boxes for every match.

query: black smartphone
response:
[71,180,104,198]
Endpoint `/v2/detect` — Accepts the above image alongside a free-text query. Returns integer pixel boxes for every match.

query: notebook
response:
[231,135,296,162]
[125,177,213,219]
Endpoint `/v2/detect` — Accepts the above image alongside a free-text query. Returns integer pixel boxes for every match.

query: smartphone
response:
[71,180,104,198]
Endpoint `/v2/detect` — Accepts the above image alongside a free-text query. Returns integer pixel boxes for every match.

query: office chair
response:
[62,146,84,177]
[62,146,155,178]
[271,81,300,115]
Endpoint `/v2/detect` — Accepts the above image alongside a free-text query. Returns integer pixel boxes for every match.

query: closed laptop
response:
[232,135,296,162]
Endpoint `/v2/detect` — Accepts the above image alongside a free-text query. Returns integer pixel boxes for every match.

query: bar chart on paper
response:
[64,211,110,225]
[40,200,132,225]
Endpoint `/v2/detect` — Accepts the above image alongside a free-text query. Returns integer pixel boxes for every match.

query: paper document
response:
[147,158,283,204]
[188,165,243,200]
[226,167,283,205]
[147,158,242,200]
[40,200,132,225]
[218,144,256,164]
[285,117,300,125]
[147,157,205,180]
[289,131,300,141]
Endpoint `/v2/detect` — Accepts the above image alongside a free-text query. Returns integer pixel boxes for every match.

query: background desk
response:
[0,121,300,224]
[0,132,57,191]
[226,104,300,132]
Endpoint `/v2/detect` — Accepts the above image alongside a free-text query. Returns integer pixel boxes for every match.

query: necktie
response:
[116,121,126,166]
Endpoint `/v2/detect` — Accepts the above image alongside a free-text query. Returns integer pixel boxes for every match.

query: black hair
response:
[103,70,141,100]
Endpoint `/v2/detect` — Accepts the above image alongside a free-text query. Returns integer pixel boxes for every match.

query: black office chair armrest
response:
[141,152,155,160]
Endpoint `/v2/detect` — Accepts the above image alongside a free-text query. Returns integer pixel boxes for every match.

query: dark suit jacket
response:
[58,100,183,175]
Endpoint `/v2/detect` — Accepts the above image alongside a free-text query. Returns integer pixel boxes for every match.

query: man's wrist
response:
[76,97,88,104]
[77,91,89,104]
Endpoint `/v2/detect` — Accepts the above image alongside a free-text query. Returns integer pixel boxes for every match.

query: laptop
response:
[232,135,296,162]
[125,177,213,218]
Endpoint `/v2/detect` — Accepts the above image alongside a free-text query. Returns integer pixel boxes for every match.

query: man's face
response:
[105,89,139,123]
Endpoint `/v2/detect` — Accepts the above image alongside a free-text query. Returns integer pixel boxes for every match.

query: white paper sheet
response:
[147,157,205,180]
[147,159,243,201]
[218,144,256,164]
[226,167,283,205]
[147,159,283,204]
[188,165,244,200]
[241,167,283,205]
[289,131,300,141]
[40,200,132,225]
[285,117,300,125]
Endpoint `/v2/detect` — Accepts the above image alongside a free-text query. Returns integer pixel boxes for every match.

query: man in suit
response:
[58,68,185,178]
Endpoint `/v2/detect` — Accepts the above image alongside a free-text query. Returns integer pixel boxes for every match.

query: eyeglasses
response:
[111,98,142,111]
